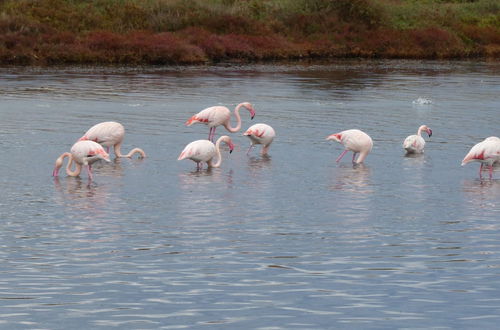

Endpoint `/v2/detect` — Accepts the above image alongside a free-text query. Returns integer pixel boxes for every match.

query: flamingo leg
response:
[352,152,358,163]
[86,165,93,181]
[489,165,493,179]
[210,127,217,142]
[336,149,349,162]
[246,145,254,155]
[479,163,483,179]
[208,127,213,141]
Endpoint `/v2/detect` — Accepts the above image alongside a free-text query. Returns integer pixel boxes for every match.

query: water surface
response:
[1,60,500,329]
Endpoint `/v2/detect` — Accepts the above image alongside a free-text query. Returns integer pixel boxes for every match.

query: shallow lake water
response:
[1,60,500,329]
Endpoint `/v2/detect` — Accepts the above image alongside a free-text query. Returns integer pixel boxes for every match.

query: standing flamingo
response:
[79,121,146,158]
[462,136,500,179]
[243,123,276,156]
[53,140,110,180]
[326,129,373,164]
[185,102,256,141]
[403,125,432,154]
[178,135,235,170]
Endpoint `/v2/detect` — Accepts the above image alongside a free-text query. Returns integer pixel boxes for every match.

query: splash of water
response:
[412,97,433,105]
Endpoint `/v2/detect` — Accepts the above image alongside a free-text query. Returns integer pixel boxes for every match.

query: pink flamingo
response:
[178,135,235,170]
[462,136,500,179]
[243,123,276,156]
[403,125,432,154]
[185,102,256,141]
[79,121,146,158]
[53,140,110,180]
[326,129,373,164]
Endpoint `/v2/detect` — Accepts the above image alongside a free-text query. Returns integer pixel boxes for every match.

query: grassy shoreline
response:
[0,0,499,65]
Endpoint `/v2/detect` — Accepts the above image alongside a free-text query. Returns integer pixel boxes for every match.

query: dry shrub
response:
[461,25,500,44]
[86,31,127,51]
[181,27,227,60]
[409,27,465,57]
[126,31,206,64]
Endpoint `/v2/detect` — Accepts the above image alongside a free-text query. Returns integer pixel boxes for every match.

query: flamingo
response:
[79,121,146,158]
[462,136,500,179]
[243,123,276,156]
[403,125,432,154]
[53,140,110,180]
[178,135,235,170]
[326,129,373,164]
[185,102,256,141]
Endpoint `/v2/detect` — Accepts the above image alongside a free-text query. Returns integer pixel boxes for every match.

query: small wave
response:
[412,97,433,105]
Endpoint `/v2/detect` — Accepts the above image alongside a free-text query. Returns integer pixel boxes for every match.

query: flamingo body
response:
[326,129,373,164]
[403,125,432,154]
[243,123,276,155]
[185,102,256,141]
[178,136,234,170]
[79,121,146,158]
[53,140,110,180]
[462,136,500,179]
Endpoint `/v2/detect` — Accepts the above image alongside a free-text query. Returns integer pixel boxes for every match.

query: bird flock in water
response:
[53,102,500,181]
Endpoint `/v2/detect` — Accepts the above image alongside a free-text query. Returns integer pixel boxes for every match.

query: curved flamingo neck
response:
[114,142,146,158]
[417,126,426,136]
[212,136,230,168]
[223,103,244,133]
[54,152,82,177]
[355,152,369,164]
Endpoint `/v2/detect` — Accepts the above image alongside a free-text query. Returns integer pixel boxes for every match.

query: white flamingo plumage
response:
[326,129,373,164]
[185,102,256,141]
[52,140,110,180]
[243,123,276,156]
[178,135,235,170]
[79,121,146,158]
[462,136,500,179]
[403,125,432,154]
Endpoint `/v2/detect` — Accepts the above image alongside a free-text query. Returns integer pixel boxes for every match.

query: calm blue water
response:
[1,60,500,329]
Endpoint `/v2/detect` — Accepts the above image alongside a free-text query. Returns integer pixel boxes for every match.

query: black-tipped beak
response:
[251,115,255,120]
[229,149,233,154]
[428,130,433,137]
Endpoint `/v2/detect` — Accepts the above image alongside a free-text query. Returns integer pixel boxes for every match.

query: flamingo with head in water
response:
[403,125,432,154]
[243,123,275,156]
[185,102,256,141]
[79,121,146,158]
[53,140,110,180]
[326,129,373,164]
[178,135,234,170]
[462,136,500,179]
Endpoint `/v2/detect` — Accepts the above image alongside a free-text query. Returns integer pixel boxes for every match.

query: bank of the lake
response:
[0,0,499,65]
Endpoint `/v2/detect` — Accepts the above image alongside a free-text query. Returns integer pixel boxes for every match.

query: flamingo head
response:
[241,102,256,119]
[326,133,342,143]
[419,125,432,137]
[425,127,432,137]
[219,135,235,154]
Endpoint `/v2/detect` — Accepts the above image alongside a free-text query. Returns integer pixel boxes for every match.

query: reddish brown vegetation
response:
[0,0,498,65]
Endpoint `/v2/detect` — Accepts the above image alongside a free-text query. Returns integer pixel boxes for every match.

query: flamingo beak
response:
[229,143,235,154]
[428,129,433,137]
